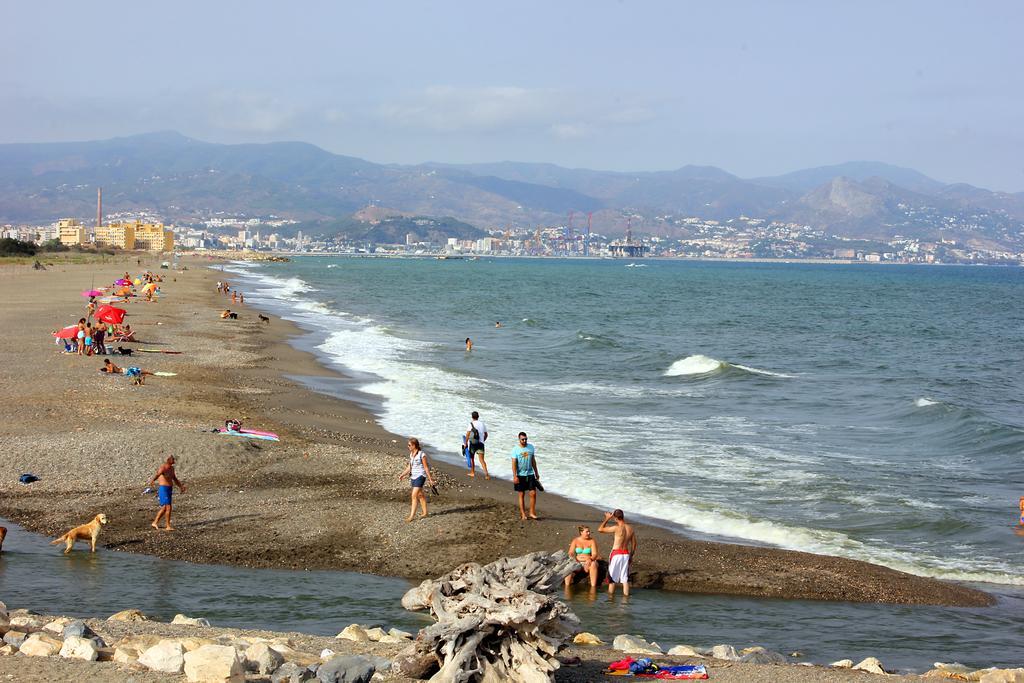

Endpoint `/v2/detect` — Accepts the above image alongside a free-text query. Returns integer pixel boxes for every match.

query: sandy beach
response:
[0,255,993,609]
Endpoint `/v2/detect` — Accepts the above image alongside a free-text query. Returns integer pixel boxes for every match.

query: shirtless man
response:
[598,509,637,596]
[148,456,185,531]
[100,359,155,384]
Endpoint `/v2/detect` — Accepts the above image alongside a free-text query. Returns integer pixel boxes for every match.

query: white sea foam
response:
[915,397,939,407]
[665,354,793,378]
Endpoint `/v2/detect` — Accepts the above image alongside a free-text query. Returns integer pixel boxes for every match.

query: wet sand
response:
[0,255,992,608]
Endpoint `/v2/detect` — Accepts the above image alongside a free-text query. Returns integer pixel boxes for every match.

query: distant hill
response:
[751,161,946,195]
[0,131,1021,246]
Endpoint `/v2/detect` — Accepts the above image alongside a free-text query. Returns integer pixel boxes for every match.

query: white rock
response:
[172,613,211,627]
[113,646,140,664]
[572,632,603,646]
[364,627,387,642]
[10,614,48,630]
[336,624,369,642]
[612,634,663,654]
[980,670,1024,683]
[59,636,99,661]
[177,637,218,652]
[0,644,16,656]
[831,659,854,668]
[320,648,336,660]
[387,628,413,640]
[107,608,149,622]
[378,634,411,644]
[711,644,740,661]
[43,617,73,634]
[244,642,284,674]
[853,657,887,674]
[667,645,703,657]
[20,633,63,657]
[139,639,186,673]
[183,644,245,683]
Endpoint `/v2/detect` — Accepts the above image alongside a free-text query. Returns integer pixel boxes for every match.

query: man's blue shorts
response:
[158,485,173,506]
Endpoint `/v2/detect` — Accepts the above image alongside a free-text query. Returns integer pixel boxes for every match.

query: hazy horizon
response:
[3,1,1022,191]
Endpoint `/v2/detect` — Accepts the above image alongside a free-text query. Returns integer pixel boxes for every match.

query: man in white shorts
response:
[598,509,637,596]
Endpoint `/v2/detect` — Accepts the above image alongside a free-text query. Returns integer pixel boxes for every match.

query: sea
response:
[221,257,1024,589]
[8,257,1019,671]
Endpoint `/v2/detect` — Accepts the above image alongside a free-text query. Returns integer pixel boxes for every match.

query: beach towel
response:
[217,428,280,442]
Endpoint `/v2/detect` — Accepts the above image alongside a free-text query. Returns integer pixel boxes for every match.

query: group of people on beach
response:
[398,409,640,595]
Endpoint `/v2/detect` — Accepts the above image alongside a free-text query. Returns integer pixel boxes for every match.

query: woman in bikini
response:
[565,525,600,589]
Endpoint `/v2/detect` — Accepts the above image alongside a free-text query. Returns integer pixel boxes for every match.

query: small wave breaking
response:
[915,397,940,408]
[665,354,793,378]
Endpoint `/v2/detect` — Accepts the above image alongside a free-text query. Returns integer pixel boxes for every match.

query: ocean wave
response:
[665,354,793,378]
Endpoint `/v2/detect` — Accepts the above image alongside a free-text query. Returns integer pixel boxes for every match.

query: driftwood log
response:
[401,551,581,683]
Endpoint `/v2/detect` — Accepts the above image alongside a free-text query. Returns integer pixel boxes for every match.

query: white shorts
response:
[608,551,631,584]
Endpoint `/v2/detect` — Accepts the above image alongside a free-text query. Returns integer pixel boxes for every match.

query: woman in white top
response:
[397,437,435,522]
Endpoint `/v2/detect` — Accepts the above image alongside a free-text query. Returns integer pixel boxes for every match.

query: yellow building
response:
[98,220,174,251]
[57,218,87,246]
[95,222,136,250]
[134,222,174,252]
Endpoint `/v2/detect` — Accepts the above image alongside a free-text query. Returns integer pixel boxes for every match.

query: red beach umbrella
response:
[53,326,80,339]
[96,305,127,324]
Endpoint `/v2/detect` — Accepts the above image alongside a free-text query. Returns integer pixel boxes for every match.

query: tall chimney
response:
[96,187,102,227]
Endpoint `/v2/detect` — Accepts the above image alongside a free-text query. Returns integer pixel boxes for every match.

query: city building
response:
[95,222,136,249]
[134,222,175,251]
[57,218,87,246]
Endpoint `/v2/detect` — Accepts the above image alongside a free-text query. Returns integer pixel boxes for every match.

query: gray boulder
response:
[739,650,788,664]
[2,631,28,648]
[317,654,376,683]
[272,662,317,683]
[61,620,106,648]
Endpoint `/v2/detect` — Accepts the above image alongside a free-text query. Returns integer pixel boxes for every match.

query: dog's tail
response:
[50,533,68,545]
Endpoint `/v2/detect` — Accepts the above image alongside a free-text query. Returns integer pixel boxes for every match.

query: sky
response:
[2,1,1023,191]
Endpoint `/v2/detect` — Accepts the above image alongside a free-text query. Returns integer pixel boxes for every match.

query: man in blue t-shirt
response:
[511,431,540,520]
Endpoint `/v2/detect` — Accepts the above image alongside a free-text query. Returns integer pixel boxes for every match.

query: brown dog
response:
[0,526,6,552]
[50,514,108,554]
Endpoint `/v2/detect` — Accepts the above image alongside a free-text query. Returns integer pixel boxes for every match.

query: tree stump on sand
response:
[401,551,581,683]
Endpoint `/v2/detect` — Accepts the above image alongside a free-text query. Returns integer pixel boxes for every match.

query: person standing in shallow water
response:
[466,410,489,479]
[398,437,435,522]
[465,337,473,351]
[598,509,637,596]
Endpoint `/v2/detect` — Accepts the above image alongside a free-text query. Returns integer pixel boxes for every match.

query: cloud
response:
[204,91,300,134]
[377,85,653,139]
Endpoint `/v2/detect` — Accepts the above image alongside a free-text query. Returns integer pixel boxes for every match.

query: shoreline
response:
[0,255,994,608]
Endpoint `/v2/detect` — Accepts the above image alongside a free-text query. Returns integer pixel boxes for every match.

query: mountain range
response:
[1,131,1022,247]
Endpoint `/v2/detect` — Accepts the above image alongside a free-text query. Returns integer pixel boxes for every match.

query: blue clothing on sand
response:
[158,485,173,506]
[510,444,536,476]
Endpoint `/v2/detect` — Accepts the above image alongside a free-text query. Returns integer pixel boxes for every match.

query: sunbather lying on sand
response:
[101,359,155,384]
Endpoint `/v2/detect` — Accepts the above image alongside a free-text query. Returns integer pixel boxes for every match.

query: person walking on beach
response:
[397,437,435,522]
[149,456,185,531]
[466,411,489,479]
[598,509,637,596]
[511,432,540,520]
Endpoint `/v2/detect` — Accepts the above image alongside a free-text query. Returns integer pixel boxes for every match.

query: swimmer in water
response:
[465,337,473,351]
[495,321,502,328]
[1019,496,1024,526]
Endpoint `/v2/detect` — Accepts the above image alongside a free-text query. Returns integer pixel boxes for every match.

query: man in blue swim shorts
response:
[148,456,186,531]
